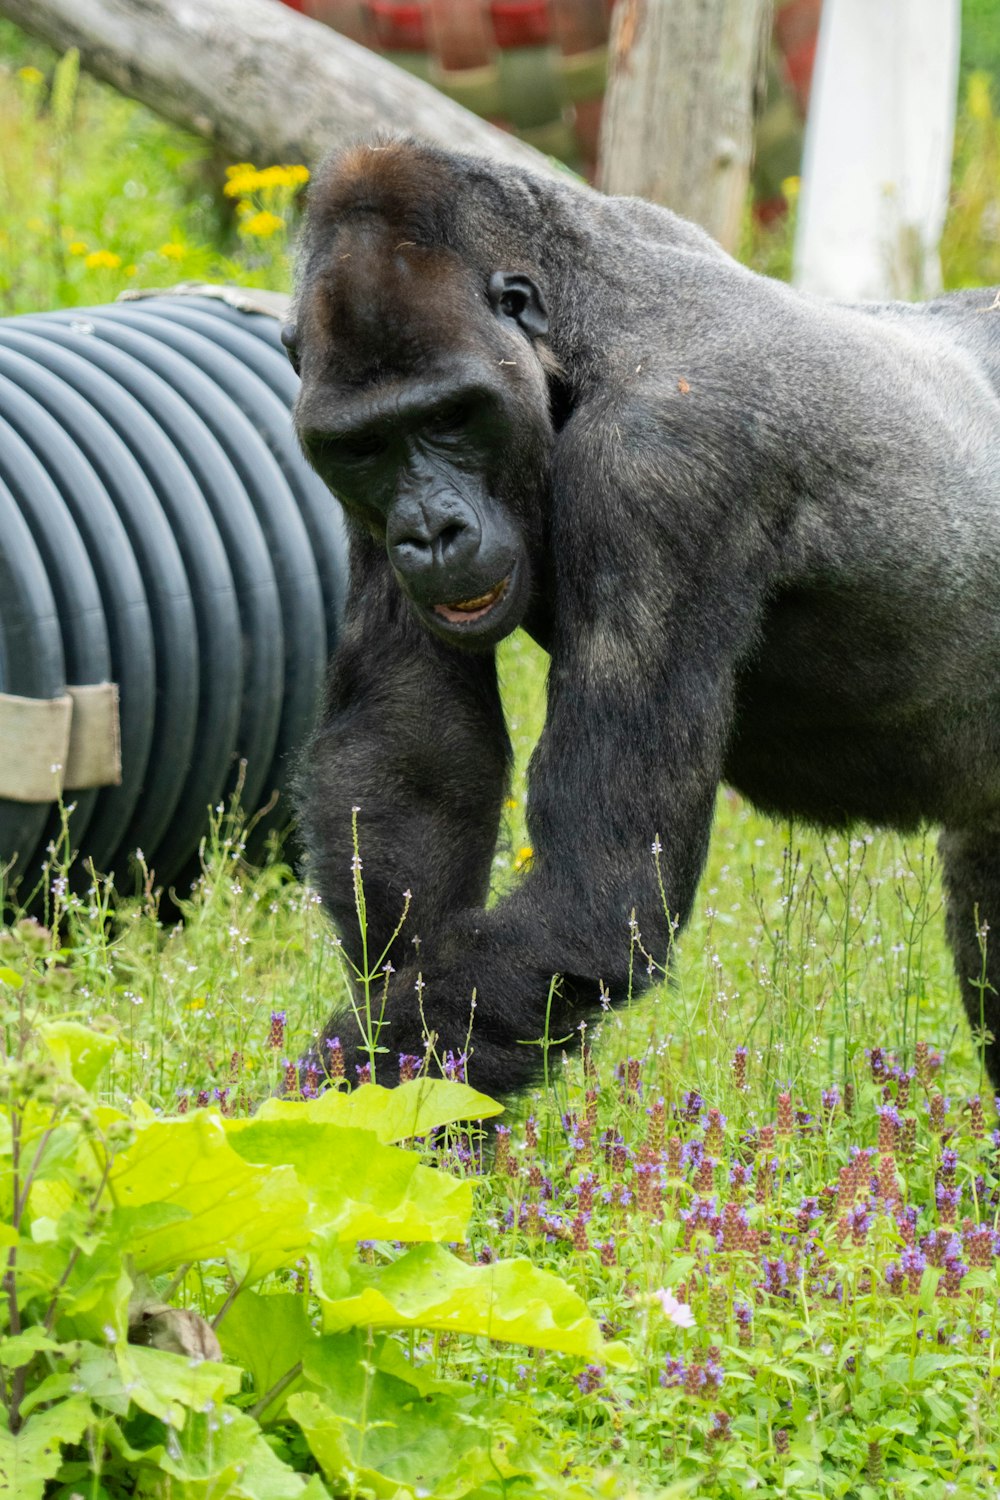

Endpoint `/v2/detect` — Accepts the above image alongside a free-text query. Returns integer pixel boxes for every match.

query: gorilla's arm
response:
[298,526,511,981]
[307,413,775,1096]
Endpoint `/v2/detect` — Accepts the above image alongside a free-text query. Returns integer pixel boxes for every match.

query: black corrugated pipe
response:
[0,287,347,896]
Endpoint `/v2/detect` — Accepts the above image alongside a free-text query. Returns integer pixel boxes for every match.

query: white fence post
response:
[794,0,960,301]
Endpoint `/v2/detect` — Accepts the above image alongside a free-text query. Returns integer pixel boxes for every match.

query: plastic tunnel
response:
[0,287,348,895]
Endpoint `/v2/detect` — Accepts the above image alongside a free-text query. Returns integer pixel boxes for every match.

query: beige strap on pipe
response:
[0,683,122,803]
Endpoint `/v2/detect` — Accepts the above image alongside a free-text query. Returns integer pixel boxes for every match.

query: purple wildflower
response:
[680,1090,703,1122]
[900,1247,927,1293]
[442,1049,467,1083]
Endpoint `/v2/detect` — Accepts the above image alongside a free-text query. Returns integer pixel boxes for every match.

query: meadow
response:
[4,22,1000,1498]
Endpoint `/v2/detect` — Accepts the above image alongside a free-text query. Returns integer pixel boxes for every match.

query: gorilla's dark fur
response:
[287,138,1000,1097]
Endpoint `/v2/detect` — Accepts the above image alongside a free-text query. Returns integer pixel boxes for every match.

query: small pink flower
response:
[654,1289,696,1328]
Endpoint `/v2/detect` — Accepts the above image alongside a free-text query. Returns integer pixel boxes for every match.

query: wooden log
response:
[599,0,772,253]
[0,0,563,177]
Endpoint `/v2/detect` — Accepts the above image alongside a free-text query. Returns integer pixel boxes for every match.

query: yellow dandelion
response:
[186,997,205,1011]
[224,162,309,197]
[68,240,88,256]
[159,241,186,260]
[505,797,519,810]
[513,845,534,872]
[240,210,285,238]
[84,249,122,270]
[224,170,264,198]
[18,65,45,86]
[781,175,801,204]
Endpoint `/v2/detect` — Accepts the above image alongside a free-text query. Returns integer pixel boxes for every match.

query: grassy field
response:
[4,22,1000,1499]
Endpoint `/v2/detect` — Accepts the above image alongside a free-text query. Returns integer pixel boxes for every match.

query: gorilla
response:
[285,138,1000,1098]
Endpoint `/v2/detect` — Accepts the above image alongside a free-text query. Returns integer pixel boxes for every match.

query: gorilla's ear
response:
[280,321,301,375]
[488,272,549,339]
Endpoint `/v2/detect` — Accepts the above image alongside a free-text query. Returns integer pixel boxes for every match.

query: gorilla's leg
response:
[939,827,1000,1087]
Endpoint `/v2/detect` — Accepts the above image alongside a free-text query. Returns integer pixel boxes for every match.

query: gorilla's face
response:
[288,219,555,649]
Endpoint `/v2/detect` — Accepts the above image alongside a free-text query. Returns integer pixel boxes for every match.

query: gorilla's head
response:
[287,143,561,649]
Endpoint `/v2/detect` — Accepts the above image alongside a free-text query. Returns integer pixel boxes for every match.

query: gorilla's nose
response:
[387,497,481,580]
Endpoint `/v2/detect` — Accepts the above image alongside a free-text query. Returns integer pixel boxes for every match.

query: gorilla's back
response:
[855,286,1000,396]
[725,285,1000,832]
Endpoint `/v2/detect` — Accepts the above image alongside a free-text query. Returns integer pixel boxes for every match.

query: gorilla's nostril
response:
[438,522,464,552]
[393,540,432,571]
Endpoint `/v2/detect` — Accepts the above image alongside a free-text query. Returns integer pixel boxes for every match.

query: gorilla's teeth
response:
[451,586,502,611]
[432,578,509,624]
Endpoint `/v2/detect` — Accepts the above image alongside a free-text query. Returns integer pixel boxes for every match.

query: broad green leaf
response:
[309,1239,352,1307]
[108,1113,309,1279]
[0,1395,91,1499]
[38,1021,116,1089]
[883,1353,965,1384]
[259,1078,503,1142]
[0,968,23,990]
[318,1242,632,1364]
[217,1290,313,1413]
[922,1386,959,1425]
[138,1404,330,1498]
[373,1336,471,1399]
[227,1120,472,1243]
[74,1344,132,1418]
[229,1433,331,1500]
[0,1328,62,1367]
[22,1126,84,1194]
[116,1344,241,1427]
[17,1372,79,1421]
[108,1201,191,1242]
[288,1392,409,1499]
[17,1236,131,1343]
[291,1339,563,1500]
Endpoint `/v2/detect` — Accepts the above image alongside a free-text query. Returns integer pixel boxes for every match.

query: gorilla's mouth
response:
[432,576,510,625]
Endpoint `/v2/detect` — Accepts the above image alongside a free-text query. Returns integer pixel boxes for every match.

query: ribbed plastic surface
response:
[0,294,347,893]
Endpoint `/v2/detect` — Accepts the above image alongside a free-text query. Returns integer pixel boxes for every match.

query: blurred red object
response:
[427,0,493,70]
[774,0,821,115]
[490,2,552,50]
[550,0,610,55]
[370,1,427,50]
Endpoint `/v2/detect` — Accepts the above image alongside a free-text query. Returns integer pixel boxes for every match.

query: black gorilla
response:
[285,138,1000,1097]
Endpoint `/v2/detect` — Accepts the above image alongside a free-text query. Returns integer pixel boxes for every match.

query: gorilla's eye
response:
[426,398,476,436]
[334,430,389,464]
[499,289,528,320]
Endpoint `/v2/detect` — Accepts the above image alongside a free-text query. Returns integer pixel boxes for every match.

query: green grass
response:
[3,21,1000,1498]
